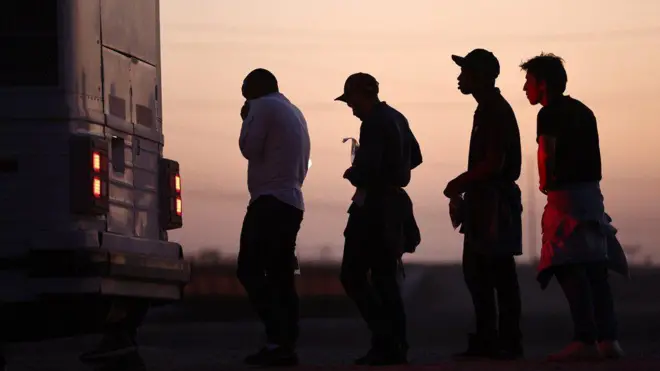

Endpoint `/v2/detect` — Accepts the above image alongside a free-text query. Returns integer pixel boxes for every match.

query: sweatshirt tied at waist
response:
[457,181,523,257]
[348,186,421,255]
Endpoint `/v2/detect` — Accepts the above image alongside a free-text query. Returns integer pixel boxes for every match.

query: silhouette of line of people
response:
[234,50,629,367]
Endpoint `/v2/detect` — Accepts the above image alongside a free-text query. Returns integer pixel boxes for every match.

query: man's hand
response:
[443,176,463,198]
[537,135,555,196]
[449,196,464,229]
[343,167,361,188]
[240,101,250,120]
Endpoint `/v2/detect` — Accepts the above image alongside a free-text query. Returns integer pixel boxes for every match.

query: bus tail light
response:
[159,158,183,230]
[70,136,109,215]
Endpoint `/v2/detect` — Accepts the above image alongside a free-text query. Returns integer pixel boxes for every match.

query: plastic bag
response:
[342,137,359,164]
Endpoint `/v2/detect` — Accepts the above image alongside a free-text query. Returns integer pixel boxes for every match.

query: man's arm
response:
[535,108,558,193]
[343,120,384,188]
[238,100,269,160]
[537,135,556,193]
[444,120,506,197]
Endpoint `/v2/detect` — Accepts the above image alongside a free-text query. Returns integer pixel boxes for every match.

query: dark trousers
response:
[554,263,618,343]
[340,206,407,351]
[105,299,149,341]
[236,195,303,348]
[462,247,522,349]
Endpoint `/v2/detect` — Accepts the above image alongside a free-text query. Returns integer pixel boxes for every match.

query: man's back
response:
[356,102,422,189]
[469,89,522,184]
[239,92,311,211]
[537,95,601,190]
[381,104,422,188]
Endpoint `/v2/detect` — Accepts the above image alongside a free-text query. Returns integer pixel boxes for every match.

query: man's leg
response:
[236,198,279,361]
[586,263,624,358]
[340,210,387,364]
[549,264,600,361]
[263,199,303,353]
[370,253,408,365]
[455,246,498,358]
[123,302,149,342]
[238,197,303,367]
[79,298,149,363]
[493,255,523,358]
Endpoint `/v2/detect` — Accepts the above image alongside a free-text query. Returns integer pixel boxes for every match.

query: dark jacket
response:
[344,102,422,254]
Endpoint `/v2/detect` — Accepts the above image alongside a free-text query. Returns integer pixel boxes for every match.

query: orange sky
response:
[159,0,660,263]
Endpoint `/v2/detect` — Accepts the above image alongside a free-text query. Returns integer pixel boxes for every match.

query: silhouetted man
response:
[79,299,150,364]
[236,68,311,367]
[335,73,422,366]
[520,53,628,361]
[445,49,524,360]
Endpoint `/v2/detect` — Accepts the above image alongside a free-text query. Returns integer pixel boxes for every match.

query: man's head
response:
[334,73,380,120]
[452,48,500,95]
[519,53,567,106]
[242,68,279,100]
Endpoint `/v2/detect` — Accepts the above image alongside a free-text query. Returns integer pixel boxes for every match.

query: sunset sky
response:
[159,0,660,263]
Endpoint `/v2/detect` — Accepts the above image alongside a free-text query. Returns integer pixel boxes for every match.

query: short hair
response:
[519,53,567,94]
[245,68,279,93]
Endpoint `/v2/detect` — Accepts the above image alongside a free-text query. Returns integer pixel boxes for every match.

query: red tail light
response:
[176,196,182,216]
[70,136,109,215]
[92,152,101,172]
[93,177,102,198]
[159,158,183,230]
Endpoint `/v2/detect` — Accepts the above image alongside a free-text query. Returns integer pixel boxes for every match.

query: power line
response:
[164,23,660,39]
[162,90,660,113]
[162,24,660,46]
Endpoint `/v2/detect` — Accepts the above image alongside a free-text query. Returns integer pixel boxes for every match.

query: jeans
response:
[462,246,522,350]
[340,206,407,351]
[105,299,149,341]
[554,263,618,343]
[236,195,303,348]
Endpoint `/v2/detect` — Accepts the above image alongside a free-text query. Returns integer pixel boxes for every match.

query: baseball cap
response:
[334,73,379,102]
[451,48,500,80]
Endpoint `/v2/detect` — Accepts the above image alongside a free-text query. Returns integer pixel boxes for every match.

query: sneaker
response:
[367,350,408,366]
[91,352,147,371]
[452,333,498,360]
[243,346,298,367]
[354,348,378,365]
[547,341,601,362]
[495,345,524,360]
[597,340,625,359]
[79,332,137,363]
[355,344,407,366]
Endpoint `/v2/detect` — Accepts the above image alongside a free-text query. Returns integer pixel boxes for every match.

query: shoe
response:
[90,352,147,371]
[355,345,408,366]
[354,348,378,365]
[547,341,601,362]
[366,350,408,366]
[597,340,625,359]
[79,332,137,363]
[243,346,299,367]
[495,345,524,360]
[452,333,498,360]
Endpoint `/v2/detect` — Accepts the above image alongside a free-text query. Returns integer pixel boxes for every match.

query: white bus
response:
[0,0,190,350]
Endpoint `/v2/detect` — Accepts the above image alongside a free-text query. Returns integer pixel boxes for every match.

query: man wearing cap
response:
[335,73,422,366]
[444,49,524,359]
[236,68,311,367]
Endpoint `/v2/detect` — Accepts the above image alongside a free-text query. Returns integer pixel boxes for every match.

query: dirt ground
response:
[5,263,660,370]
